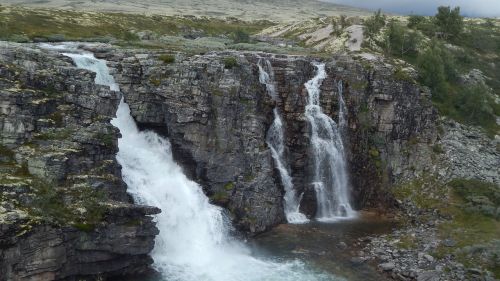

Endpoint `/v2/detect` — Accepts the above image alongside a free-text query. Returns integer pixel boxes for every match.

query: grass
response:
[0,6,273,43]
[431,179,500,278]
[397,234,418,249]
[31,179,106,230]
[393,176,500,277]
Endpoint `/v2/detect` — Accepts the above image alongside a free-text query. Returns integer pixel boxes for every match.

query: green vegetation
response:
[158,54,176,64]
[432,143,444,154]
[0,144,15,162]
[232,29,250,43]
[382,20,421,58]
[362,6,499,136]
[397,234,418,249]
[223,57,238,69]
[392,175,447,209]
[223,182,235,191]
[210,191,229,204]
[31,179,106,231]
[433,179,500,277]
[95,132,115,147]
[393,176,500,277]
[363,9,386,40]
[434,6,464,40]
[0,7,272,44]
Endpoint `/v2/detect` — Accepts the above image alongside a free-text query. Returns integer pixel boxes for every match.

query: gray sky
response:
[321,0,500,17]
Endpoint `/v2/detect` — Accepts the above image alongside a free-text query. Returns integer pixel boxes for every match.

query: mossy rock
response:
[158,54,175,64]
[223,57,238,69]
[223,182,235,191]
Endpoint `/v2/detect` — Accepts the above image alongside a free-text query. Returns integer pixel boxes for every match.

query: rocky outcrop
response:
[0,43,159,280]
[106,50,437,230]
[437,119,499,185]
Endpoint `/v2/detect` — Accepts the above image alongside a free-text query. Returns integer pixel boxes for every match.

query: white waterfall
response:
[304,63,356,221]
[61,47,340,281]
[258,59,309,224]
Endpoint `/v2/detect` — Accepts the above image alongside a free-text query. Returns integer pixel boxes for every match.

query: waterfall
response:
[258,59,309,224]
[304,63,356,221]
[60,47,340,281]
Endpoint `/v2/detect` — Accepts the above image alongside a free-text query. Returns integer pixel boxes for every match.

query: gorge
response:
[0,37,498,281]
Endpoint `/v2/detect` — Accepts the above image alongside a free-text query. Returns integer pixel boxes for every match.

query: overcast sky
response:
[321,0,500,17]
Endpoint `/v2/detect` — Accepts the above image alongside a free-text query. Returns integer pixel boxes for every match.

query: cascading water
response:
[304,63,355,221]
[60,47,342,281]
[258,59,309,224]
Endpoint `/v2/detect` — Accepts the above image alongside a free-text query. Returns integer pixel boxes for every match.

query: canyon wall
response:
[106,50,437,230]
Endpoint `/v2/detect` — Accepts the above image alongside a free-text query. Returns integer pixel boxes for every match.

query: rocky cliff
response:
[0,41,445,280]
[103,49,437,231]
[0,43,159,280]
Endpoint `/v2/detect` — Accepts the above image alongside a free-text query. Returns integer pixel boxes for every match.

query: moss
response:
[393,67,414,82]
[348,81,368,91]
[13,163,31,177]
[407,136,419,145]
[96,132,114,147]
[243,173,256,182]
[29,179,106,229]
[223,57,238,69]
[149,77,161,86]
[427,179,500,277]
[397,234,418,249]
[124,219,142,227]
[48,111,63,127]
[368,147,380,158]
[158,54,175,64]
[212,89,223,97]
[223,182,235,191]
[432,143,444,154]
[34,128,73,141]
[0,145,15,162]
[210,191,229,204]
[392,175,446,209]
[72,223,96,232]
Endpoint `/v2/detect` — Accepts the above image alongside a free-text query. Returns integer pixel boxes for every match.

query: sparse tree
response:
[407,15,426,29]
[364,9,386,39]
[434,6,464,39]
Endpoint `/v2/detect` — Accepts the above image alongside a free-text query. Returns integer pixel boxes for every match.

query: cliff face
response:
[0,42,439,279]
[107,50,437,232]
[0,43,159,280]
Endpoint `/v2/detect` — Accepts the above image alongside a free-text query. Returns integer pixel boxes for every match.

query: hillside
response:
[1,0,369,21]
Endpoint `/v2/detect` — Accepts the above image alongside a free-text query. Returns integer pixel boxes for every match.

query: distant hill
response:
[1,0,370,21]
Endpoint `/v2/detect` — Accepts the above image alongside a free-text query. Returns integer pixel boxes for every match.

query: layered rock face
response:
[0,43,159,280]
[0,42,439,279]
[107,50,437,229]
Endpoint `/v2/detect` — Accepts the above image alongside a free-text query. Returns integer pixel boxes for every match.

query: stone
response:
[379,262,395,271]
[423,254,434,262]
[443,239,457,247]
[0,42,159,280]
[417,271,440,281]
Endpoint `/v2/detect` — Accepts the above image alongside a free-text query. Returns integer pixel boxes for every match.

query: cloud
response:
[321,0,500,17]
